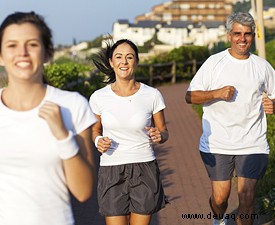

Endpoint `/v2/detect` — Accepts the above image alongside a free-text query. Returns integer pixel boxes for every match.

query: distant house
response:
[112,20,160,46]
[112,0,232,48]
[263,6,275,29]
[112,19,227,48]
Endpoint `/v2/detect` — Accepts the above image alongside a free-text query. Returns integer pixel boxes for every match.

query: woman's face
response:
[109,42,138,81]
[0,22,47,83]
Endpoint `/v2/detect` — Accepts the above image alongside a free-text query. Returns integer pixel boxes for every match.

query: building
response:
[112,0,233,48]
[112,19,227,48]
[263,6,275,29]
[135,0,233,23]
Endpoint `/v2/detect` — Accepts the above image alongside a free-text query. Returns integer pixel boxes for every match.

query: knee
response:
[238,190,255,206]
[212,195,228,208]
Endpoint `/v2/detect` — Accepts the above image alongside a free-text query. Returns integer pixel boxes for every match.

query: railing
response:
[135,59,204,86]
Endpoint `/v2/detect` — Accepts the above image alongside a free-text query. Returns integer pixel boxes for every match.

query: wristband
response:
[95,135,103,148]
[55,130,79,160]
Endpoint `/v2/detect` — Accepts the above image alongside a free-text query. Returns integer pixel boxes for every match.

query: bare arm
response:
[63,128,96,202]
[146,109,169,144]
[91,114,112,154]
[39,101,96,202]
[185,86,236,105]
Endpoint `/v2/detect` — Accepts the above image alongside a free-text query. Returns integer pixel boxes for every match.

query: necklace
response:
[111,81,140,99]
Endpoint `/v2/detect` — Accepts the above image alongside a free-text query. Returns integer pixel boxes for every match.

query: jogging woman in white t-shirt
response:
[0,12,97,225]
[89,39,169,225]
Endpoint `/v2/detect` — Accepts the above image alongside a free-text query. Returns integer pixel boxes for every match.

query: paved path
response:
[150,82,238,225]
[72,82,270,225]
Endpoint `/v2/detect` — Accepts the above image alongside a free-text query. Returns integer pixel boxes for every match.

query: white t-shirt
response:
[0,85,97,225]
[89,83,165,166]
[188,49,275,155]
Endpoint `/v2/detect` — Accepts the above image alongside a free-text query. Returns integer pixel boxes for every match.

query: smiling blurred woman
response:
[89,39,169,225]
[0,11,97,225]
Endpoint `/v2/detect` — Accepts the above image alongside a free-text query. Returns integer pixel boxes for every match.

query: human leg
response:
[200,152,235,225]
[129,213,151,225]
[236,177,257,225]
[210,180,231,217]
[105,215,129,225]
[235,154,268,225]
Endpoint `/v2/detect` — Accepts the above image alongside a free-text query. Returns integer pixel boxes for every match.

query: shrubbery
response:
[44,62,104,98]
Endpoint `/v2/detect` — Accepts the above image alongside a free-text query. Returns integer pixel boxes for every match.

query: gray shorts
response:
[97,160,166,216]
[200,152,269,181]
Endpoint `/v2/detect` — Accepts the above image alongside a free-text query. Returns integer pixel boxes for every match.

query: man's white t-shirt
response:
[0,85,97,225]
[188,49,275,155]
[89,83,165,166]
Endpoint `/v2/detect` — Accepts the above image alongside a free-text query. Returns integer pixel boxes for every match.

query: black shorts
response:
[200,152,269,181]
[97,160,166,216]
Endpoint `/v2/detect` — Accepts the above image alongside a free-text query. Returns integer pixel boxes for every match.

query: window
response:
[208,4,215,9]
[197,4,205,9]
[180,15,188,21]
[207,15,215,20]
[163,13,172,21]
[224,4,232,10]
[180,4,190,9]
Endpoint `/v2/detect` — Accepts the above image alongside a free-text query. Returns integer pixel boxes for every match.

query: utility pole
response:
[253,0,266,59]
[250,0,259,51]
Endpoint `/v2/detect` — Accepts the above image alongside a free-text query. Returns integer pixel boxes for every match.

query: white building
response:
[112,19,227,48]
[112,20,160,46]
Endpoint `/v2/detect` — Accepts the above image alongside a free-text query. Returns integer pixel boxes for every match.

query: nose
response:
[121,57,128,64]
[240,34,246,41]
[18,44,29,56]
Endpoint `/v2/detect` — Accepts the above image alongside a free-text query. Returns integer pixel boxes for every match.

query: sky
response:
[0,0,166,46]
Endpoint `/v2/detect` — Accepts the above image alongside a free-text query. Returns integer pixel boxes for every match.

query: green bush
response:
[266,40,275,68]
[256,114,275,217]
[44,62,104,98]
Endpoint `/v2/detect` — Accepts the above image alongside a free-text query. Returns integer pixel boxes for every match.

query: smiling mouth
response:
[120,67,128,71]
[16,62,31,68]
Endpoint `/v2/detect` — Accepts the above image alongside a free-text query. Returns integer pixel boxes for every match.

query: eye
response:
[6,43,16,48]
[244,33,253,38]
[127,56,134,60]
[28,42,39,47]
[232,32,241,37]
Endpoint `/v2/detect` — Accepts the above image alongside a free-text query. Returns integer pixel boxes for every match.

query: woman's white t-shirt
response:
[89,83,165,166]
[0,85,97,225]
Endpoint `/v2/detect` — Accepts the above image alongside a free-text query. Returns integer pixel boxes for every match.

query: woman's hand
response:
[97,137,112,154]
[39,101,68,140]
[146,126,163,144]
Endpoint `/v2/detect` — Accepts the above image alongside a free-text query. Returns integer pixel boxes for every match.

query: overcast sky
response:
[0,0,165,46]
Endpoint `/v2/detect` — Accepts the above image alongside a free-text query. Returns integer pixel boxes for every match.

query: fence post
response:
[192,59,197,76]
[171,61,176,84]
[149,65,154,86]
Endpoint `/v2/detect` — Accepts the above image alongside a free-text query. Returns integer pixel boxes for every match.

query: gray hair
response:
[226,12,256,34]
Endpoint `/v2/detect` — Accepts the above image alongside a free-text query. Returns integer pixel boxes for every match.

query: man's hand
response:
[216,86,236,101]
[262,95,274,114]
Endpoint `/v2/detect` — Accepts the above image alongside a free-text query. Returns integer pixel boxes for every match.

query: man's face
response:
[227,23,255,59]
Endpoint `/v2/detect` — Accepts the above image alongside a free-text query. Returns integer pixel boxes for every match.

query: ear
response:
[226,32,232,43]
